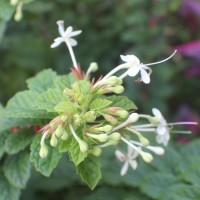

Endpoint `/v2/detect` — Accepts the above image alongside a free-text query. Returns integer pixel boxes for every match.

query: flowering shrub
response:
[0,20,197,200]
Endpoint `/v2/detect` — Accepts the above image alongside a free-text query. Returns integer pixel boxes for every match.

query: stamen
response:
[145,50,177,66]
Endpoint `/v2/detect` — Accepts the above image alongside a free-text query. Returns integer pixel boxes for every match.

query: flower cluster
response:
[39,20,197,176]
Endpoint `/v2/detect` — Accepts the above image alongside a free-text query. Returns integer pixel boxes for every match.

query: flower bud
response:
[55,125,63,137]
[10,0,19,6]
[139,151,153,163]
[50,134,58,147]
[14,10,22,21]
[84,111,96,122]
[90,147,102,156]
[61,115,68,122]
[147,146,165,155]
[138,135,149,147]
[39,145,48,158]
[99,139,119,147]
[111,86,124,94]
[149,117,160,125]
[78,140,89,152]
[116,110,129,118]
[108,132,121,141]
[95,125,113,132]
[89,62,98,72]
[61,130,69,140]
[103,114,118,125]
[63,88,73,96]
[74,114,82,126]
[127,113,139,124]
[106,76,120,86]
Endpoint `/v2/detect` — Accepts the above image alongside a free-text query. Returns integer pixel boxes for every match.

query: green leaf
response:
[72,80,90,95]
[0,0,15,21]
[77,155,101,190]
[26,69,57,93]
[1,90,55,119]
[0,168,21,200]
[59,136,72,153]
[68,138,87,166]
[140,172,178,199]
[89,99,112,110]
[35,88,65,112]
[105,96,137,110]
[53,73,76,91]
[54,101,78,114]
[0,132,8,159]
[3,151,31,189]
[5,129,34,154]
[30,134,62,177]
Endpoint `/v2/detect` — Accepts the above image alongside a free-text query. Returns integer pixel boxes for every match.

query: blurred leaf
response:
[3,151,31,189]
[0,0,15,21]
[54,101,78,114]
[0,132,8,159]
[89,98,112,110]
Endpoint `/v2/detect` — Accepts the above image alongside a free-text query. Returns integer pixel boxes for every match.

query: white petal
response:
[120,55,140,65]
[140,68,150,84]
[50,40,63,48]
[152,108,162,118]
[54,37,63,42]
[69,38,78,46]
[115,150,125,162]
[64,26,73,36]
[127,66,140,76]
[157,126,167,135]
[156,134,163,144]
[129,160,137,170]
[57,20,65,36]
[120,162,129,176]
[69,30,82,37]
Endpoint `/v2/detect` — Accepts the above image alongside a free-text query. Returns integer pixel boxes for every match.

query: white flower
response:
[115,146,139,176]
[120,55,151,84]
[51,21,82,48]
[152,108,170,146]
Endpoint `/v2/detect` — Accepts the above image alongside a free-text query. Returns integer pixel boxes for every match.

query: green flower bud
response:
[139,151,153,163]
[50,134,58,147]
[10,0,19,6]
[138,135,149,147]
[106,76,120,85]
[39,145,48,158]
[78,140,89,152]
[90,147,102,156]
[87,133,108,142]
[55,125,63,137]
[111,86,124,94]
[108,132,121,141]
[14,10,22,21]
[103,114,118,125]
[74,114,82,126]
[99,139,119,147]
[116,110,129,118]
[61,130,69,140]
[61,115,68,122]
[84,111,96,122]
[89,62,98,72]
[149,117,160,125]
[95,125,113,132]
[127,113,139,124]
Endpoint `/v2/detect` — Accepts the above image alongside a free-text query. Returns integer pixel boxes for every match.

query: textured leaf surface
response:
[30,134,62,177]
[35,88,64,112]
[106,96,137,110]
[1,91,55,119]
[77,156,101,190]
[0,132,8,159]
[26,69,57,93]
[0,168,20,200]
[5,129,34,154]
[3,151,31,189]
[54,101,78,114]
[90,99,112,110]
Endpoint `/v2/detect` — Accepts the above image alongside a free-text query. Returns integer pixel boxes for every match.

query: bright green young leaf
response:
[89,99,112,110]
[77,155,102,190]
[53,73,76,91]
[0,168,21,200]
[72,80,90,95]
[35,88,65,112]
[30,134,62,177]
[1,90,56,119]
[5,129,34,154]
[105,96,137,110]
[3,151,31,189]
[59,136,72,153]
[26,69,57,93]
[54,101,78,114]
[68,139,87,166]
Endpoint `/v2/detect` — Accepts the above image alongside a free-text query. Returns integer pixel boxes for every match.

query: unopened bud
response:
[78,140,89,152]
[149,117,160,125]
[108,132,121,141]
[61,115,68,122]
[50,134,58,147]
[55,125,63,137]
[10,0,19,6]
[111,86,124,94]
[61,130,69,140]
[103,114,118,125]
[116,110,129,118]
[89,62,98,72]
[84,111,96,122]
[63,88,73,96]
[138,135,149,147]
[14,10,22,21]
[127,113,139,124]
[95,125,113,132]
[90,147,102,156]
[147,146,165,155]
[106,76,120,86]
[139,151,153,163]
[74,114,82,126]
[39,145,48,158]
